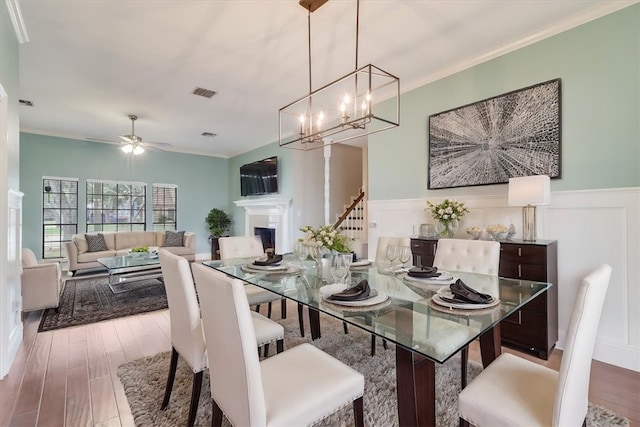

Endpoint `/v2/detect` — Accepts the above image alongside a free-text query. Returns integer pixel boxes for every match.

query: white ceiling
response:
[16,0,633,158]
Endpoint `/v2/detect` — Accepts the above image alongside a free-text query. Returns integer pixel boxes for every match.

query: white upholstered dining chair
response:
[158,250,284,427]
[433,238,501,388]
[219,235,286,319]
[191,262,365,427]
[458,264,612,427]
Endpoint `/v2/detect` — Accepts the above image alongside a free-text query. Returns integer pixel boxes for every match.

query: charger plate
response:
[319,284,389,307]
[431,287,500,310]
[400,271,456,286]
[242,263,288,272]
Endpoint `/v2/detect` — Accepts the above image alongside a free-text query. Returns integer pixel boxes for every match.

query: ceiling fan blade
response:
[143,141,172,148]
[120,135,134,143]
[86,137,123,145]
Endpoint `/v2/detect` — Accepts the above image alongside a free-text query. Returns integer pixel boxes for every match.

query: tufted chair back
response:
[219,235,265,260]
[375,236,411,265]
[433,239,500,276]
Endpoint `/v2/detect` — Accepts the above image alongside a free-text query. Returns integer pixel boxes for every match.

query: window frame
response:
[152,183,178,231]
[42,176,79,259]
[86,179,147,232]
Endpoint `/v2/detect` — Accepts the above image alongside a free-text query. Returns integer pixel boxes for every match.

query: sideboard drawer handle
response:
[518,247,522,257]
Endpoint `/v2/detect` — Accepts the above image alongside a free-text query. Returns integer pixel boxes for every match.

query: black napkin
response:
[253,254,283,266]
[328,280,371,302]
[407,266,440,278]
[449,279,493,304]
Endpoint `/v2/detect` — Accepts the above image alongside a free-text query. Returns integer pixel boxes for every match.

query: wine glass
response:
[293,241,308,269]
[330,253,349,284]
[385,245,398,271]
[398,246,412,270]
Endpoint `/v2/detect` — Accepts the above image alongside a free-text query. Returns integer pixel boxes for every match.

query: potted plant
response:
[205,208,231,260]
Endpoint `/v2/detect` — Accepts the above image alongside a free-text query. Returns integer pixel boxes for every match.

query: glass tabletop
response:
[97,254,161,271]
[203,254,550,364]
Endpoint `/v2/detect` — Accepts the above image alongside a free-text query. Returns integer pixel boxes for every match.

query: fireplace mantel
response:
[234,197,292,253]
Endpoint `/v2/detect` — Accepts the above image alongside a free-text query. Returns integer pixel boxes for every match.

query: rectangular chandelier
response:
[279,63,400,150]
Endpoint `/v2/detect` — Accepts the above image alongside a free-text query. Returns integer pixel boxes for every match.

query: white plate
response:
[400,271,455,286]
[319,283,348,297]
[243,263,288,272]
[432,287,500,309]
[324,290,389,307]
[350,259,372,268]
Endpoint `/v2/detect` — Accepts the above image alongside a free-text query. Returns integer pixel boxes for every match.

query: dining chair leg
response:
[353,396,364,427]
[370,335,376,357]
[297,302,305,337]
[263,343,270,357]
[254,304,261,313]
[161,347,179,409]
[343,321,349,334]
[187,370,203,427]
[461,346,468,388]
[383,339,387,350]
[267,302,273,318]
[212,399,223,427]
[276,338,284,353]
[281,298,287,318]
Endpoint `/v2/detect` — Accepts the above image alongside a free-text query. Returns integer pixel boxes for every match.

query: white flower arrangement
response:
[485,224,509,233]
[299,225,352,253]
[427,199,469,223]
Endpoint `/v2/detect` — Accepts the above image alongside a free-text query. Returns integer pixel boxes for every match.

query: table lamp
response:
[508,175,550,242]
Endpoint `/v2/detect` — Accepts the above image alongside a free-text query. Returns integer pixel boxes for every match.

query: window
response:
[152,184,177,231]
[43,177,78,259]
[86,180,146,232]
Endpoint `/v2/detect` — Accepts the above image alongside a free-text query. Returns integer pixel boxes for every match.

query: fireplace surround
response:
[234,197,292,254]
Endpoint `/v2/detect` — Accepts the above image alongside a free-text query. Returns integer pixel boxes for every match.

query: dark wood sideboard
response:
[410,237,558,359]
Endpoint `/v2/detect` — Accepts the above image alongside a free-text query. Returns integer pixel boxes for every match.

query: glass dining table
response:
[203,255,551,427]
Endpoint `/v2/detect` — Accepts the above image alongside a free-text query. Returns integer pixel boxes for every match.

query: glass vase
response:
[436,219,459,238]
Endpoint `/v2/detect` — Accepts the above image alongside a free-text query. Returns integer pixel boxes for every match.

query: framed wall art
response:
[427,78,561,189]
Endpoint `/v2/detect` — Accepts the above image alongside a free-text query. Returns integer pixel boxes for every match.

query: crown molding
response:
[5,0,29,43]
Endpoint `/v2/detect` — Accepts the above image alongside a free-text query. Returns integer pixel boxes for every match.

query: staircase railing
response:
[333,190,365,230]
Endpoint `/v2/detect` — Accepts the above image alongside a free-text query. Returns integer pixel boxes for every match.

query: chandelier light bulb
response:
[121,144,133,154]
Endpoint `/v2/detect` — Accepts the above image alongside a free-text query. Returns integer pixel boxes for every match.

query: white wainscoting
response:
[367,187,640,372]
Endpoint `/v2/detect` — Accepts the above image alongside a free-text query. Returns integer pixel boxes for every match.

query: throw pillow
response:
[163,230,185,247]
[85,233,108,252]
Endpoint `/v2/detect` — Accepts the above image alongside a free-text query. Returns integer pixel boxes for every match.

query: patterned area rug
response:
[117,315,629,426]
[38,276,167,332]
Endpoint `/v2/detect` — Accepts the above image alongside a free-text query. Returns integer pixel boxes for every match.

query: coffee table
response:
[97,254,163,293]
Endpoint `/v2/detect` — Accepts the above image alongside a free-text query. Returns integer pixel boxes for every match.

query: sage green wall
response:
[369,4,640,200]
[1,5,20,189]
[20,133,229,256]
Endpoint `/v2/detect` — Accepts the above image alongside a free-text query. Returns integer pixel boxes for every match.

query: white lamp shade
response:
[121,144,133,154]
[508,175,551,206]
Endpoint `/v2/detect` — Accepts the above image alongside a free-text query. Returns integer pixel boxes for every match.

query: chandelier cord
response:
[355,0,360,70]
[307,10,312,95]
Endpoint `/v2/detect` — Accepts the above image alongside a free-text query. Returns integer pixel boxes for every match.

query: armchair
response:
[21,248,64,312]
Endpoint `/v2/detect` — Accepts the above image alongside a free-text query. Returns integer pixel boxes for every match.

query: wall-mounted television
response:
[240,156,279,197]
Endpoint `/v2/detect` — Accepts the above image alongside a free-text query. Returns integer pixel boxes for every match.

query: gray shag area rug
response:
[39,276,167,332]
[118,314,630,427]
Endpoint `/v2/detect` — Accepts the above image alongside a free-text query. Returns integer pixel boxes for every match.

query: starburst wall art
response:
[427,79,561,189]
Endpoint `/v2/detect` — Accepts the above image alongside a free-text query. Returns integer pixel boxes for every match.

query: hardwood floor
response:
[1,301,638,426]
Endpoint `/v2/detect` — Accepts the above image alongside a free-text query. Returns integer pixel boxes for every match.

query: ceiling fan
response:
[87,114,172,155]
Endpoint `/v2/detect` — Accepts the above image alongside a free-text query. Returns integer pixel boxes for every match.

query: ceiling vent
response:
[192,87,217,98]
[201,132,217,137]
[19,99,34,106]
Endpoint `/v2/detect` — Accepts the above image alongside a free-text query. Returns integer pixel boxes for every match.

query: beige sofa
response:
[65,231,196,275]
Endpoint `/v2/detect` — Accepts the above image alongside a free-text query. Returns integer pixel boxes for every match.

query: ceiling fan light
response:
[133,145,145,155]
[121,144,133,154]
